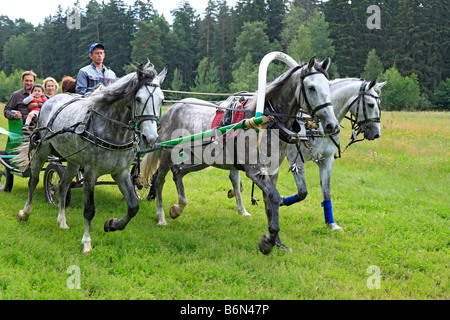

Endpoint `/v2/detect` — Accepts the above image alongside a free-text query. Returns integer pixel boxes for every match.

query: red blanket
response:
[211,98,248,129]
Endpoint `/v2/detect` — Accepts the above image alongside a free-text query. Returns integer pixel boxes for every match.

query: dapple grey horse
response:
[15,63,167,254]
[141,58,340,254]
[228,78,387,231]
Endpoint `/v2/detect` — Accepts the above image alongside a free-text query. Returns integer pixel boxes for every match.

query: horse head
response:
[299,57,340,135]
[350,78,387,141]
[134,64,167,148]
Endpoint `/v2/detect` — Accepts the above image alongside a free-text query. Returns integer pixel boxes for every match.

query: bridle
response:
[266,65,333,144]
[299,70,333,119]
[132,82,161,129]
[343,81,381,151]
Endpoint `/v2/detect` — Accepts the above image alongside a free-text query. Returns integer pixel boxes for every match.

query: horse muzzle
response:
[141,132,158,149]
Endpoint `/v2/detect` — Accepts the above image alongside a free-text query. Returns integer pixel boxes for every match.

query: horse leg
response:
[153,160,172,226]
[319,156,343,232]
[282,146,308,206]
[104,170,139,232]
[228,170,251,217]
[56,162,79,229]
[169,165,189,220]
[17,146,50,221]
[80,169,97,254]
[247,170,286,255]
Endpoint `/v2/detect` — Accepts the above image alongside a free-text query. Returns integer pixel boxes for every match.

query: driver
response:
[76,43,117,95]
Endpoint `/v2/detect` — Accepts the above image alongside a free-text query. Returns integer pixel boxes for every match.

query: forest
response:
[0,0,449,110]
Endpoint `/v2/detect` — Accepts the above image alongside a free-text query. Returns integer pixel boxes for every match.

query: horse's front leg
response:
[104,170,139,232]
[282,144,308,206]
[247,169,286,255]
[17,148,49,222]
[318,156,343,232]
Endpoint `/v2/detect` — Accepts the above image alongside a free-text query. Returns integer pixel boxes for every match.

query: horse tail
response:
[140,149,162,185]
[11,141,33,172]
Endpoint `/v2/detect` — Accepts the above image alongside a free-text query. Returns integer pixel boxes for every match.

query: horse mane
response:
[244,59,331,112]
[88,61,157,108]
[245,65,303,112]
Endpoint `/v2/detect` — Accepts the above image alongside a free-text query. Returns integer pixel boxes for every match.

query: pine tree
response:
[130,21,164,70]
[170,1,200,88]
[233,21,271,69]
[102,0,134,76]
[213,0,234,88]
[266,0,287,42]
[362,49,383,80]
[229,52,259,93]
[197,0,218,60]
[191,57,221,100]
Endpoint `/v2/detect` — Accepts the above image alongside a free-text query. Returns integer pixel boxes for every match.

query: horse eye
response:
[368,103,375,108]
[136,97,142,103]
[308,86,316,92]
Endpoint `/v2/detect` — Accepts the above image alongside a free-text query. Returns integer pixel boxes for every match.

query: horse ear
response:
[321,57,331,71]
[368,78,377,90]
[373,80,388,94]
[307,57,316,71]
[158,67,168,84]
[137,64,145,81]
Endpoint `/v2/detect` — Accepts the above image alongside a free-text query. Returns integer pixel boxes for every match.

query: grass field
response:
[0,105,448,300]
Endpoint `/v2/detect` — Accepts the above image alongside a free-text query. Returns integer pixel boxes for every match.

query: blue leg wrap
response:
[322,200,334,224]
[282,194,301,206]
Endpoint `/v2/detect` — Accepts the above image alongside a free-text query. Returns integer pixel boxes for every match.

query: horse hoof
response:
[276,242,293,253]
[170,205,181,219]
[104,218,118,232]
[82,242,92,254]
[17,210,28,221]
[258,235,275,255]
[227,189,235,198]
[327,223,344,233]
[240,211,252,218]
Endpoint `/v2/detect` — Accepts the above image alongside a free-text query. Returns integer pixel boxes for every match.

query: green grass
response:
[0,106,448,300]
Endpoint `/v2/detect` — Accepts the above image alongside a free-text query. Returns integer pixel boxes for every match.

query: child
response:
[22,84,47,132]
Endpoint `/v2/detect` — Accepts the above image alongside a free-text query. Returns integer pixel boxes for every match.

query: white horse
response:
[228,78,387,232]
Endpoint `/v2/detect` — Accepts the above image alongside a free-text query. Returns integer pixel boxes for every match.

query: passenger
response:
[61,76,77,93]
[43,77,59,99]
[22,84,47,132]
[76,43,117,95]
[3,70,36,123]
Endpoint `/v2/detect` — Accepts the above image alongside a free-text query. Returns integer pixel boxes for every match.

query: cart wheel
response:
[0,151,14,192]
[43,163,71,207]
[131,164,150,200]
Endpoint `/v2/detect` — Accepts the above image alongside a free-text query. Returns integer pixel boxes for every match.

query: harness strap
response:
[79,130,138,151]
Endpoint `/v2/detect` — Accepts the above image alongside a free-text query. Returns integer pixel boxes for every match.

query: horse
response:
[140,57,340,255]
[227,78,387,232]
[15,62,167,254]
